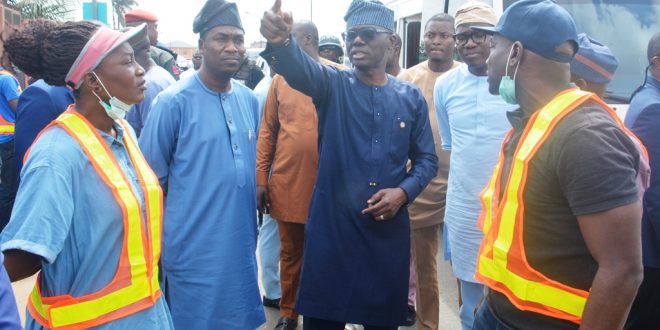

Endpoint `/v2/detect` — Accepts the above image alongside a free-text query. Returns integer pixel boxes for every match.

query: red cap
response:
[124,9,158,23]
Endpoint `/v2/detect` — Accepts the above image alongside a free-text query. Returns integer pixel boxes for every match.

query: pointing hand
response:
[260,0,293,45]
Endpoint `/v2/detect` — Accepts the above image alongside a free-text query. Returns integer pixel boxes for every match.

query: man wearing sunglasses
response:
[433,2,516,329]
[260,0,438,329]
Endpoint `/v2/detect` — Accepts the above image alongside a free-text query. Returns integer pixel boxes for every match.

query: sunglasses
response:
[452,31,488,45]
[342,28,391,44]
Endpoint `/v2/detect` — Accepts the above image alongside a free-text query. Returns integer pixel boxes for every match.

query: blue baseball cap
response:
[472,0,578,63]
[570,33,618,84]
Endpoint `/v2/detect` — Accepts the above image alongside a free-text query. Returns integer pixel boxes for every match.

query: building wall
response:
[0,4,24,86]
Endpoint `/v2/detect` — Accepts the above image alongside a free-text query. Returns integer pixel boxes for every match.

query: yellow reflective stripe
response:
[41,113,150,328]
[49,278,151,327]
[493,90,591,264]
[479,256,586,317]
[478,90,592,320]
[480,158,500,234]
[0,124,14,134]
[117,120,162,292]
[29,285,49,325]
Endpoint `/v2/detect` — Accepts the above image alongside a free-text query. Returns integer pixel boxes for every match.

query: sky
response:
[79,0,353,48]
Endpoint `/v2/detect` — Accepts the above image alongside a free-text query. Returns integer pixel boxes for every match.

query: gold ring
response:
[379,215,385,220]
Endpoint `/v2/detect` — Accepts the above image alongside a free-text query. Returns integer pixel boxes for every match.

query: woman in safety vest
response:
[0,20,173,329]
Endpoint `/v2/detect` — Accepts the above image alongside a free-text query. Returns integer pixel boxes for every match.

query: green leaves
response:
[111,0,137,27]
[6,0,75,21]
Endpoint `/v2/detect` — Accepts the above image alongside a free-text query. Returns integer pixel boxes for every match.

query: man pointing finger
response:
[260,0,438,329]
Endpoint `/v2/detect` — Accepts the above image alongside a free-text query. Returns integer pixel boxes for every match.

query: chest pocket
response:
[389,114,412,163]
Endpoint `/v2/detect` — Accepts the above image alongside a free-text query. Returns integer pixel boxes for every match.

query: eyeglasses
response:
[453,31,488,45]
[342,28,391,44]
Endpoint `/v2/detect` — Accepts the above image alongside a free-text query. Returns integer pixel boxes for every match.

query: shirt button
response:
[233,144,238,150]
[222,96,227,101]
[375,139,379,143]
[228,117,233,124]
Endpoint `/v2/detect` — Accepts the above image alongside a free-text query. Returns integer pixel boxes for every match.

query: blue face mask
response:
[498,45,521,105]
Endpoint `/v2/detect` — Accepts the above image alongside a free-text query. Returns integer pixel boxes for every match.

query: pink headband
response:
[65,24,147,89]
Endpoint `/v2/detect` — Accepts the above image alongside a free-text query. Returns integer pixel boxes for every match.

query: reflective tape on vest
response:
[0,70,20,136]
[0,124,14,134]
[476,89,610,324]
[26,108,162,329]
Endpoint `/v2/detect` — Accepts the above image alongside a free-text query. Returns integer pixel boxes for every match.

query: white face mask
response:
[91,72,133,120]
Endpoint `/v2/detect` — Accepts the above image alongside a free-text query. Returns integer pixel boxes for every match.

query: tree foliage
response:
[111,0,137,28]
[5,0,75,21]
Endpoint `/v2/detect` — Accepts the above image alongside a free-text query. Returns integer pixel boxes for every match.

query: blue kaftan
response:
[139,72,265,329]
[261,39,437,326]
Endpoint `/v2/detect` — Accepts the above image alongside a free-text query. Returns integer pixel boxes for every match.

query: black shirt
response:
[488,101,640,329]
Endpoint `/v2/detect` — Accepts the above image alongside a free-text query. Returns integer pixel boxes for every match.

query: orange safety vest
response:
[476,89,648,324]
[0,69,21,135]
[26,107,163,329]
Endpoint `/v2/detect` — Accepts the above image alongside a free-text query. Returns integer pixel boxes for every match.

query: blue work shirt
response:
[434,64,516,282]
[1,120,173,329]
[14,79,73,175]
[625,72,660,268]
[0,70,21,144]
[261,39,437,326]
[139,73,265,330]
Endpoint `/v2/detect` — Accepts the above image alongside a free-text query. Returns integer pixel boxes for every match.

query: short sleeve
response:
[15,86,53,171]
[0,75,20,103]
[556,109,640,215]
[1,160,74,263]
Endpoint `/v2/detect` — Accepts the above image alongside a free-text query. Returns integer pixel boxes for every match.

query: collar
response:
[98,121,125,145]
[193,72,235,96]
[506,107,525,131]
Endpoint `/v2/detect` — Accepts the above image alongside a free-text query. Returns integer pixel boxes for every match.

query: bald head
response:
[293,20,319,47]
[292,20,320,59]
[648,32,660,80]
[386,33,402,76]
[648,32,660,63]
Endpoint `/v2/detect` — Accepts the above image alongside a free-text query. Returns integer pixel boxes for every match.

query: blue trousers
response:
[258,214,281,299]
[459,279,484,330]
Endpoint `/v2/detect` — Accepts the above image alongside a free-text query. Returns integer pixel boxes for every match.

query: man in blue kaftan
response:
[139,1,265,328]
[260,0,438,328]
